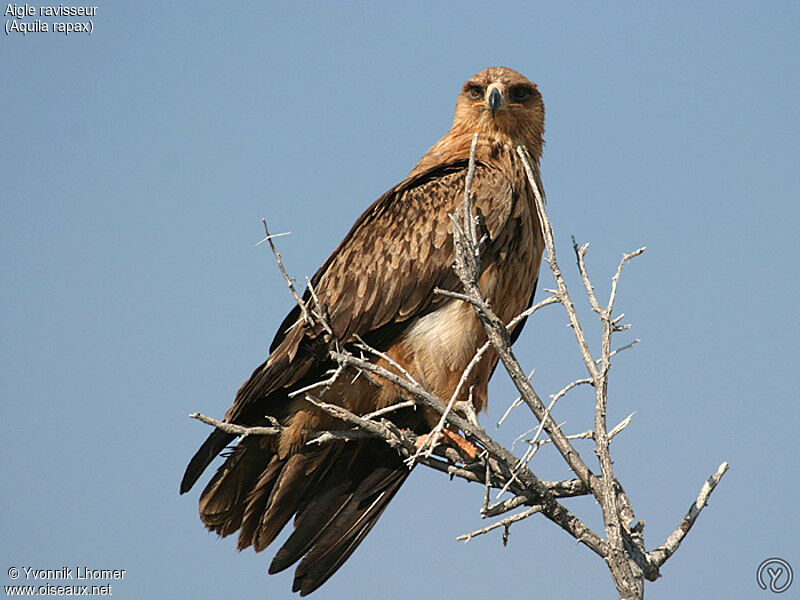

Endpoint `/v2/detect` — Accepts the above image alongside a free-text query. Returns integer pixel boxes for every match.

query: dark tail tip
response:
[180,429,236,494]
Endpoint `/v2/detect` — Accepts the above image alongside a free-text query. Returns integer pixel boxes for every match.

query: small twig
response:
[354,335,423,388]
[189,413,281,437]
[481,460,492,514]
[457,505,544,543]
[521,413,634,450]
[254,231,291,246]
[483,494,530,518]
[518,421,582,449]
[497,396,523,428]
[510,378,571,464]
[608,412,635,438]
[304,276,334,335]
[261,219,314,327]
[362,400,416,421]
[517,146,600,384]
[508,296,560,329]
[411,339,491,462]
[191,412,372,445]
[287,365,343,398]
[303,394,409,452]
[462,133,481,268]
[609,248,647,315]
[509,377,591,445]
[483,478,589,518]
[497,368,535,428]
[433,287,479,306]
[456,396,480,428]
[572,237,603,314]
[305,430,375,444]
[608,339,641,360]
[552,377,594,404]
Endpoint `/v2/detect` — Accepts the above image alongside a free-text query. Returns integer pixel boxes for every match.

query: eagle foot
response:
[415,427,480,461]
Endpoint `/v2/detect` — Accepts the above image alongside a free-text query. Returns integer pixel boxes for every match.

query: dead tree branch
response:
[189,134,728,600]
[648,461,730,568]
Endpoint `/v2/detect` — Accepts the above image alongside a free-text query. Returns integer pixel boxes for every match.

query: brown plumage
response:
[180,66,546,595]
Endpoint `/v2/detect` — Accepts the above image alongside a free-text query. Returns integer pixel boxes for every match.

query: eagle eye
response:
[509,84,534,102]
[465,85,484,101]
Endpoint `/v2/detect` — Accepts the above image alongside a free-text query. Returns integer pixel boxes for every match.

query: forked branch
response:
[189,134,728,600]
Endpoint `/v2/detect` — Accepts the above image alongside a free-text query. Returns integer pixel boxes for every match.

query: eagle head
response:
[454,67,545,160]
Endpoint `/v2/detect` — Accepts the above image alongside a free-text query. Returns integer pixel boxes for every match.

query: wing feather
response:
[308,162,513,340]
[214,160,515,434]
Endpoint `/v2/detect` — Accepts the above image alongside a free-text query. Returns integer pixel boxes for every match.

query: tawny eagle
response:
[181,66,545,595]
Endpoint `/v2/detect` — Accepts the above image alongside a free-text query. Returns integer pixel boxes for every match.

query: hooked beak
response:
[488,86,504,118]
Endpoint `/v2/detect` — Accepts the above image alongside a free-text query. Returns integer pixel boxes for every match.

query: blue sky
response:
[2,2,799,598]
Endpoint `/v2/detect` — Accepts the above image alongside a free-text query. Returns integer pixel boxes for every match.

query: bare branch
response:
[497,396,523,428]
[362,400,416,421]
[518,423,588,448]
[260,219,314,327]
[481,461,492,514]
[517,146,600,383]
[190,412,372,445]
[519,413,634,450]
[572,237,603,314]
[354,335,423,388]
[305,430,375,444]
[511,376,579,467]
[304,276,333,335]
[648,462,730,569]
[287,365,343,399]
[189,413,280,437]
[449,250,598,489]
[608,339,641,360]
[462,132,481,267]
[457,505,544,543]
[609,248,646,315]
[608,412,636,438]
[254,231,291,246]
[191,405,595,518]
[483,478,589,518]
[456,397,480,428]
[303,394,410,452]
[552,377,594,404]
[329,347,608,558]
[413,340,491,461]
[508,295,560,328]
[433,286,480,306]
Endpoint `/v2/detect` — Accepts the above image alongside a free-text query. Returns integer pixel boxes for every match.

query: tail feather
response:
[269,446,360,574]
[180,429,236,495]
[268,479,354,574]
[198,436,268,537]
[291,463,408,596]
[285,442,410,595]
[190,435,410,594]
[238,455,284,550]
[253,453,312,551]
